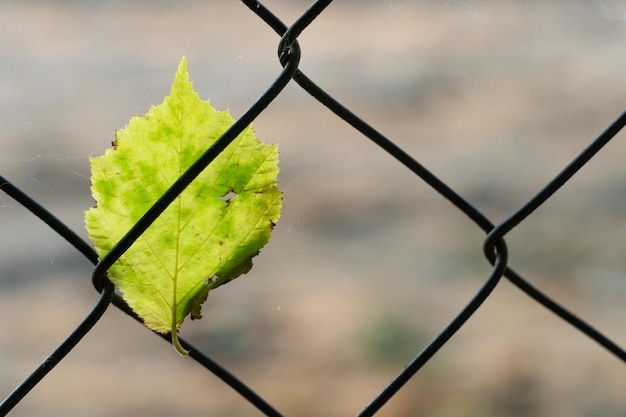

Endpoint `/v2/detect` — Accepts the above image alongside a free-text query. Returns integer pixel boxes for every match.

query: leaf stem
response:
[171,327,189,356]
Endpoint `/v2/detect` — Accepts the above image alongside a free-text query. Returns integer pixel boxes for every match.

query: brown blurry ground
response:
[1,1,626,416]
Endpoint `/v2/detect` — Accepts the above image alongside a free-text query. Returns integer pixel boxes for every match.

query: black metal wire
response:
[296,64,626,417]
[91,0,333,294]
[505,268,626,362]
[483,111,626,363]
[1,2,337,417]
[1,0,625,416]
[0,279,114,416]
[90,36,300,293]
[485,110,626,252]
[243,1,626,414]
[357,241,508,417]
[0,176,111,416]
[0,175,98,264]
[0,176,285,417]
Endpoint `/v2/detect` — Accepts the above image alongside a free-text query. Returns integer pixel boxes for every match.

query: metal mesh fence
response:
[1,1,626,416]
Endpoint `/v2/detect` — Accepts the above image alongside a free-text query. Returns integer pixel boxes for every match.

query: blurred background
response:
[1,1,626,416]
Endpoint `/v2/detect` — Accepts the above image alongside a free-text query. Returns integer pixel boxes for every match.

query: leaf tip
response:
[177,55,189,81]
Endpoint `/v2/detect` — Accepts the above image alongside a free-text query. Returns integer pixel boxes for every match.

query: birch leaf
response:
[85,56,282,354]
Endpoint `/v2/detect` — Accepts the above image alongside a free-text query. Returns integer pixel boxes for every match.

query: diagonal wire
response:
[0,283,115,417]
[242,1,626,414]
[0,176,282,417]
[0,176,112,417]
[90,54,300,292]
[243,2,507,415]
[299,64,626,415]
[484,110,626,362]
[0,174,286,416]
[91,0,332,293]
[0,180,116,416]
[484,110,626,253]
[1,1,333,415]
[0,175,98,264]
[86,2,333,409]
[1,0,334,415]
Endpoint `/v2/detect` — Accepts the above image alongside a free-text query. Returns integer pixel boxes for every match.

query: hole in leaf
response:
[220,189,238,204]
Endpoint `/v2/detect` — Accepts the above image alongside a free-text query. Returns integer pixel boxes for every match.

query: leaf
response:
[85,56,282,355]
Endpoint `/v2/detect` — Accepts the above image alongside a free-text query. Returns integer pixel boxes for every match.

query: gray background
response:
[1,1,626,416]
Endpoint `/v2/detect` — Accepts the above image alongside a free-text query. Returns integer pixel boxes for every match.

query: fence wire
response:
[1,1,626,416]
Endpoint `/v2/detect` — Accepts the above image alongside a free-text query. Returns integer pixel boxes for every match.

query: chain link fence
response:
[1,1,626,416]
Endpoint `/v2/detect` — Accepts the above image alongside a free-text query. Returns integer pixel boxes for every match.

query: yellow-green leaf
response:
[85,56,282,355]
